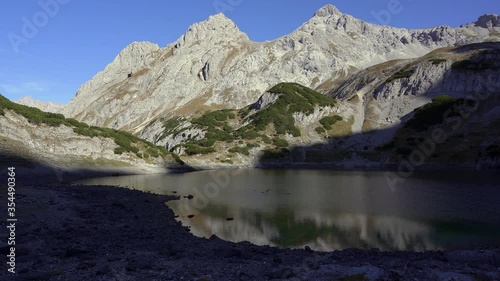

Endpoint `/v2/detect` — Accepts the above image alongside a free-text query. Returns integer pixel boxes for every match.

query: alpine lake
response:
[77,169,500,252]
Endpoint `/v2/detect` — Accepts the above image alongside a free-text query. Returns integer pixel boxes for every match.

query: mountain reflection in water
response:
[78,169,500,251]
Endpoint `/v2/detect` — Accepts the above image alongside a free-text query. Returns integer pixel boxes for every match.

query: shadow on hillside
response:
[0,150,195,186]
[451,42,500,54]
[255,44,500,170]
[254,124,401,170]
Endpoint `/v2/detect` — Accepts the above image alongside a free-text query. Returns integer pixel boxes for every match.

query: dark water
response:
[78,169,500,251]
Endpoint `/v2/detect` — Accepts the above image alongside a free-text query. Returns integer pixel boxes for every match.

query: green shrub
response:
[192,110,235,127]
[205,128,234,142]
[261,135,272,144]
[273,137,289,148]
[429,59,447,65]
[146,147,160,158]
[261,148,290,160]
[319,115,343,130]
[110,132,145,154]
[114,147,125,155]
[386,70,414,83]
[268,83,336,108]
[228,146,250,156]
[171,153,185,165]
[181,144,216,155]
[67,118,89,128]
[315,126,325,134]
[195,138,216,147]
[240,129,260,140]
[404,95,471,131]
[72,127,101,138]
[251,106,301,136]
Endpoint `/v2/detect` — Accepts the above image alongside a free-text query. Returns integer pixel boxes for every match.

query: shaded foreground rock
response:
[0,183,499,281]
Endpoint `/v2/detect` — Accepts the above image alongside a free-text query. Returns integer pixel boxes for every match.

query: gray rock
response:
[62,5,499,135]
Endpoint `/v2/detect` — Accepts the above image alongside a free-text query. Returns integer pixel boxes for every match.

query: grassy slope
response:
[0,94,184,165]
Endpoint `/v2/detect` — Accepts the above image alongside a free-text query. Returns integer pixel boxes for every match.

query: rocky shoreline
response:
[1,180,499,281]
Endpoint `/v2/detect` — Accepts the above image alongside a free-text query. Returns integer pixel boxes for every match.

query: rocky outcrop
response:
[251,92,280,111]
[162,127,206,155]
[62,5,500,135]
[472,14,500,29]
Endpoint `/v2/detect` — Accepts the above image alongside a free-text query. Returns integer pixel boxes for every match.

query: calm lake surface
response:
[78,169,500,252]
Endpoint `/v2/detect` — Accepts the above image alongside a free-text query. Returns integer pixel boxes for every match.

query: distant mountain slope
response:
[137,43,500,169]
[0,94,183,170]
[139,83,342,167]
[16,96,64,114]
[62,5,499,134]
[328,42,500,139]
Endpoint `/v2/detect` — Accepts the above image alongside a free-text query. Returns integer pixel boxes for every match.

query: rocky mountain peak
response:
[181,13,247,44]
[474,14,500,28]
[104,41,159,76]
[63,7,500,133]
[117,41,160,58]
[314,4,341,17]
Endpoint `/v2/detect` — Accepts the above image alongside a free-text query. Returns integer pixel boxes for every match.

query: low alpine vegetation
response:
[429,58,447,65]
[0,94,183,164]
[161,83,339,156]
[386,69,415,83]
[319,115,343,130]
[405,95,476,131]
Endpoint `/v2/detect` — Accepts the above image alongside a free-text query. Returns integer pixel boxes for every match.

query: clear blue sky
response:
[0,0,498,104]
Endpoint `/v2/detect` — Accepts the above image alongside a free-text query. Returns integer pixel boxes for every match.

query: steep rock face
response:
[63,5,500,135]
[16,96,64,113]
[63,41,161,129]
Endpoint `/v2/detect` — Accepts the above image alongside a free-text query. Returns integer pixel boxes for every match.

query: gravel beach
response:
[1,181,499,281]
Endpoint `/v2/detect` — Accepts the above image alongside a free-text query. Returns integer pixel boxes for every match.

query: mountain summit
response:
[180,13,248,44]
[63,7,499,135]
[314,4,341,17]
